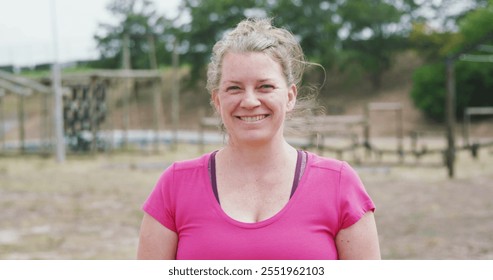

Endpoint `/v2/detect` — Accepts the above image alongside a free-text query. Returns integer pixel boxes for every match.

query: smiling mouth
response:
[238,115,269,122]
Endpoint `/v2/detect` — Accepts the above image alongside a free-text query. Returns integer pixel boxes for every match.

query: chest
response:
[175,208,338,260]
[216,168,296,223]
[171,156,342,260]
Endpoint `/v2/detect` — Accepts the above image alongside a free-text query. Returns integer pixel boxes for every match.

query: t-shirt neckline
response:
[205,150,310,229]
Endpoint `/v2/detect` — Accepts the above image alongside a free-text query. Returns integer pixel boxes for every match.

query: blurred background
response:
[0,0,492,259]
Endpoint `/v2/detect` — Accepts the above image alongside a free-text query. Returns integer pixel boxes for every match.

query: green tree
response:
[411,60,493,121]
[458,0,493,44]
[410,0,493,121]
[409,23,459,63]
[92,0,171,69]
[336,0,418,90]
[411,63,446,120]
[177,0,261,80]
[177,0,423,90]
[268,0,340,70]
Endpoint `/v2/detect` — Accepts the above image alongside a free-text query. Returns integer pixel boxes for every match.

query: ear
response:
[211,89,220,111]
[286,84,297,112]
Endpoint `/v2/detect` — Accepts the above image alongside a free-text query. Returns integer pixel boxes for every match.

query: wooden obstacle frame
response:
[363,102,404,161]
[462,106,493,158]
[0,69,166,155]
[62,82,107,152]
[286,114,366,160]
[198,101,493,169]
[59,70,165,153]
[0,70,52,155]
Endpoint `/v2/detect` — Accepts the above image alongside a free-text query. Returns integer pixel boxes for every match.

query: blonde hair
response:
[206,18,306,93]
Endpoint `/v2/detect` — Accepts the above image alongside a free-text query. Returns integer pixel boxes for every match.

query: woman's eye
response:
[226,86,241,92]
[260,84,274,90]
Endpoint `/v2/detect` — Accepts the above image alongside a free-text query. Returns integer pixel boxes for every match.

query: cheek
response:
[275,94,291,110]
[215,95,238,113]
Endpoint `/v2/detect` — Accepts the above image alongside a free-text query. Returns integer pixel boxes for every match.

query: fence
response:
[2,69,491,173]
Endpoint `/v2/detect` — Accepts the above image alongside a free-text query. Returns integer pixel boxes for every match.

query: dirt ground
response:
[0,142,492,260]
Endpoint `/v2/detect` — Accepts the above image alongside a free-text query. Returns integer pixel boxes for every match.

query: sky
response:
[0,0,180,67]
[0,0,478,68]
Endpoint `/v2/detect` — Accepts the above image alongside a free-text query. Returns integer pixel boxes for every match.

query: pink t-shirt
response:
[142,151,375,260]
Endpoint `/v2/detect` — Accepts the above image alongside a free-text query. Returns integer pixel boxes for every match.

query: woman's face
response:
[212,52,297,147]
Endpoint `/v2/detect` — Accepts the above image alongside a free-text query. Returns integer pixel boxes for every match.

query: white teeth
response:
[240,115,266,122]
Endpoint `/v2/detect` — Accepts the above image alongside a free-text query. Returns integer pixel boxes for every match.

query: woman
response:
[137,18,380,260]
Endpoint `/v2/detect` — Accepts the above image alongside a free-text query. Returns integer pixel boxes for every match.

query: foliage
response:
[411,61,493,121]
[177,0,261,80]
[458,0,493,44]
[91,0,493,119]
[91,0,171,69]
[410,0,493,121]
[409,23,460,63]
[176,0,420,90]
[410,63,445,120]
[267,0,340,70]
[335,0,417,89]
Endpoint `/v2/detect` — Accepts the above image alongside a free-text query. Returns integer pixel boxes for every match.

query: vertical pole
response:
[397,107,404,162]
[0,90,5,152]
[463,109,470,148]
[171,39,180,150]
[122,33,132,150]
[148,34,162,153]
[89,77,98,153]
[147,34,158,70]
[51,0,65,163]
[41,91,50,154]
[363,104,371,158]
[445,58,456,178]
[152,80,163,153]
[18,94,26,153]
[122,33,132,72]
[105,79,115,153]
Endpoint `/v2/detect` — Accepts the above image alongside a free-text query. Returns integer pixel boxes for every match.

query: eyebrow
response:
[222,78,276,84]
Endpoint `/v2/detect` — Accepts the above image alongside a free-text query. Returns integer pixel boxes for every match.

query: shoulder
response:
[157,152,212,184]
[166,153,212,172]
[306,151,345,172]
[152,152,213,199]
[171,152,211,171]
[305,151,361,182]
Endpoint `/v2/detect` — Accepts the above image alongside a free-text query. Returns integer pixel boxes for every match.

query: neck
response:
[219,138,297,169]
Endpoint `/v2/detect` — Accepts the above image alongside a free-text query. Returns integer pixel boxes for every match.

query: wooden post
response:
[363,104,371,158]
[147,35,158,70]
[148,34,162,153]
[51,0,66,163]
[122,33,132,150]
[397,106,404,162]
[171,39,180,150]
[42,90,51,154]
[0,89,5,152]
[105,79,114,153]
[18,94,25,153]
[445,58,456,178]
[463,108,471,148]
[89,77,98,153]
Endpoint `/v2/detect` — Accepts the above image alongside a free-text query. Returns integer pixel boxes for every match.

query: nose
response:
[240,89,261,109]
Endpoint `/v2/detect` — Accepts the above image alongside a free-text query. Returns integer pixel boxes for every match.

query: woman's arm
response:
[335,211,381,259]
[137,213,178,259]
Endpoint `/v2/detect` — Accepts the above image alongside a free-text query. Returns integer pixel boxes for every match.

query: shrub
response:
[411,61,493,122]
